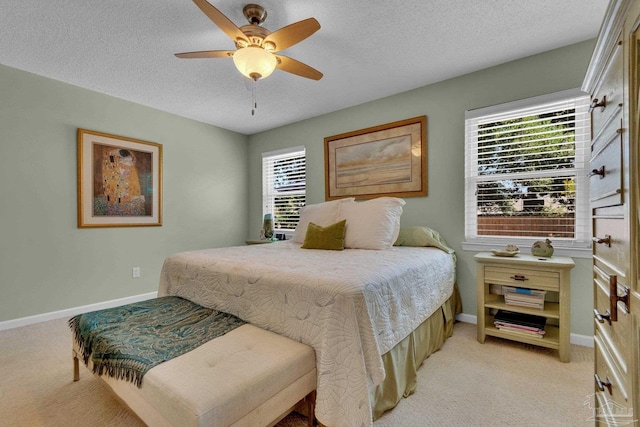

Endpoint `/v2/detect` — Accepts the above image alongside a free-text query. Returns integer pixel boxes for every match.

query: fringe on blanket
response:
[69,316,146,387]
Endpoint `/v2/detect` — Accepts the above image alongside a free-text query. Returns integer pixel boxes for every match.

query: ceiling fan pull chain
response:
[251,79,258,116]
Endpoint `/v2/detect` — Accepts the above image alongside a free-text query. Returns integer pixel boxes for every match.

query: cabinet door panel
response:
[594,334,631,421]
[590,118,623,208]
[591,41,623,137]
[593,217,630,279]
[594,270,631,382]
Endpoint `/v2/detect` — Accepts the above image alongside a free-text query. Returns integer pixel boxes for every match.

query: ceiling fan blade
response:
[275,55,323,80]
[192,0,247,44]
[175,50,235,59]
[264,18,320,52]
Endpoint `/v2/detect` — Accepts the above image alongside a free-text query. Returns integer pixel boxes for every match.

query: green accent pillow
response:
[301,220,347,250]
[393,226,454,254]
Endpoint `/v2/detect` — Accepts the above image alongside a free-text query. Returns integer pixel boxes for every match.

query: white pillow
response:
[341,197,406,250]
[292,198,354,243]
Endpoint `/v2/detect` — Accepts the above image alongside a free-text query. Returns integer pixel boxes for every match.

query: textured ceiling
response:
[0,0,608,135]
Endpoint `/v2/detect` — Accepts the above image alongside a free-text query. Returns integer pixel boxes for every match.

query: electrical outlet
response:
[132,267,141,278]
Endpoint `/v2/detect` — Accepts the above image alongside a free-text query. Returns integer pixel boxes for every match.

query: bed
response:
[158,196,459,427]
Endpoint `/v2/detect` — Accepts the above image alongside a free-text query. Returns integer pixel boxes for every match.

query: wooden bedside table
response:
[475,252,575,362]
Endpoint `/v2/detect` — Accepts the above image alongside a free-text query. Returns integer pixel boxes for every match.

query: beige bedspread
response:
[158,241,455,427]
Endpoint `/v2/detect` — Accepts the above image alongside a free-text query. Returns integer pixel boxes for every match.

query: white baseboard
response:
[0,292,158,331]
[455,313,478,324]
[455,313,594,348]
[569,333,594,348]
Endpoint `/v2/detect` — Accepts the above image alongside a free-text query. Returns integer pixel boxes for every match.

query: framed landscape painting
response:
[77,129,162,228]
[324,116,427,200]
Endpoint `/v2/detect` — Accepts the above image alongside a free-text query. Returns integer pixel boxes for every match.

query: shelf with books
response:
[483,293,560,319]
[483,316,560,348]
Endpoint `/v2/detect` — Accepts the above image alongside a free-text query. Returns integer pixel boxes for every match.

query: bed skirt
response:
[370,285,462,420]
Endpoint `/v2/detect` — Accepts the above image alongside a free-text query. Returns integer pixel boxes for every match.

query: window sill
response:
[461,241,592,259]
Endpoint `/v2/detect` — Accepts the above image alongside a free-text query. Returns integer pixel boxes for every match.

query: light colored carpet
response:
[0,318,594,426]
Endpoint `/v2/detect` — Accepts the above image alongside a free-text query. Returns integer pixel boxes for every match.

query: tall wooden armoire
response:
[582,0,640,424]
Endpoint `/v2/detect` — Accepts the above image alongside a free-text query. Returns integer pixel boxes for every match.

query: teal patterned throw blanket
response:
[69,296,246,387]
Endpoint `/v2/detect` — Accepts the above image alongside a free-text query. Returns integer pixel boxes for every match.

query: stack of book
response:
[502,286,546,310]
[494,309,546,339]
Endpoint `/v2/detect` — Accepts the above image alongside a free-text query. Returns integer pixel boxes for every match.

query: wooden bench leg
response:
[73,351,80,382]
[306,390,316,427]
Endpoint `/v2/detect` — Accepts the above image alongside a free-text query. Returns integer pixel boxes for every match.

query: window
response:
[262,146,306,232]
[463,89,591,255]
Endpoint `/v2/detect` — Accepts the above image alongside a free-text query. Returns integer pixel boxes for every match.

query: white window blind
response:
[464,89,591,251]
[262,146,306,232]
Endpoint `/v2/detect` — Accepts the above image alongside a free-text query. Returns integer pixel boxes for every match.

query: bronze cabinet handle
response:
[588,165,606,178]
[608,274,629,322]
[593,308,611,325]
[592,235,612,247]
[589,96,607,113]
[594,373,612,394]
[609,275,619,322]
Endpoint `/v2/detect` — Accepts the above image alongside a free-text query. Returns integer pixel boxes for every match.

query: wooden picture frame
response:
[77,129,162,228]
[324,116,427,200]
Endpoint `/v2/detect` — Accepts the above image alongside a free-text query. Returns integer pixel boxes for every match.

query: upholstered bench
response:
[73,323,316,427]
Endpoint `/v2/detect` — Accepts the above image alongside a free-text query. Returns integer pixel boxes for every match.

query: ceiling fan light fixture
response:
[233,46,277,81]
[176,3,322,81]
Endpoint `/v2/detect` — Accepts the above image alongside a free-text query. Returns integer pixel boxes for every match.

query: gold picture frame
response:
[324,116,427,200]
[77,129,162,228]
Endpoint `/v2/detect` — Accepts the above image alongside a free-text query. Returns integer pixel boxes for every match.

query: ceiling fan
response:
[176,0,323,81]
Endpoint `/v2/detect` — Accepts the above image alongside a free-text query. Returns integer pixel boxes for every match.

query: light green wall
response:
[0,40,597,336]
[0,64,248,322]
[247,40,596,336]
